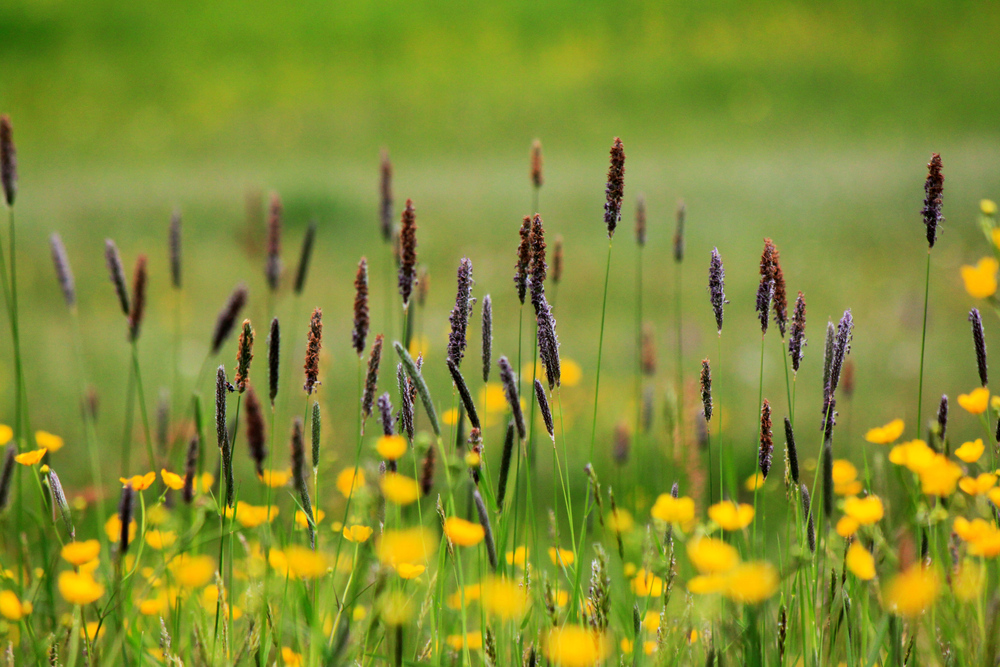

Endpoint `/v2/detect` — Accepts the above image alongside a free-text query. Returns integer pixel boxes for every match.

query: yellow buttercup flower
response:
[864,419,905,444]
[990,487,1000,507]
[380,473,421,505]
[744,472,766,491]
[58,571,105,605]
[259,469,291,487]
[961,258,999,299]
[342,524,373,543]
[447,584,482,610]
[0,425,12,445]
[888,439,935,472]
[481,576,530,619]
[984,199,998,216]
[169,554,215,588]
[336,467,365,497]
[81,621,105,641]
[832,459,862,495]
[464,451,481,467]
[284,545,328,579]
[846,542,875,580]
[478,383,507,410]
[394,562,425,579]
[139,596,167,616]
[954,517,1000,557]
[631,569,664,597]
[548,547,575,567]
[543,625,609,667]
[687,573,727,595]
[227,501,279,528]
[687,537,739,574]
[708,501,754,531]
[14,448,46,466]
[959,473,996,496]
[0,591,32,621]
[144,530,176,550]
[61,540,101,566]
[560,359,582,387]
[446,632,483,651]
[958,387,990,414]
[376,434,407,460]
[650,494,695,528]
[281,647,303,667]
[884,565,939,616]
[377,527,436,566]
[918,455,963,496]
[119,471,156,491]
[295,509,325,529]
[955,439,985,463]
[606,508,634,533]
[722,562,778,604]
[506,546,529,568]
[104,514,137,544]
[843,495,884,525]
[836,516,859,538]
[160,469,185,490]
[35,431,64,453]
[444,517,485,547]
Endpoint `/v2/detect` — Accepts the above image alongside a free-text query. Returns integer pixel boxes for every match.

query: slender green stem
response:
[131,342,157,474]
[916,249,931,436]
[588,240,614,463]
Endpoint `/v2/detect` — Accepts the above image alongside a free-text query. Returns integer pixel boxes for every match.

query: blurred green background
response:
[1,0,999,508]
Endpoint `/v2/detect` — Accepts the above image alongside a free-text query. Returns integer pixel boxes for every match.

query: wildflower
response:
[0,591,31,621]
[447,632,483,651]
[282,647,303,666]
[259,469,291,487]
[169,554,215,588]
[650,493,695,528]
[444,517,485,547]
[544,625,610,667]
[376,434,407,461]
[0,425,10,445]
[708,248,727,333]
[846,542,875,580]
[917,455,963,496]
[342,524,373,542]
[158,469,185,490]
[832,459,862,496]
[61,540,100,566]
[244,387,267,476]
[447,584,482,609]
[506,546,529,568]
[744,472,766,491]
[708,501,754,531]
[15,448,47,466]
[380,473,421,505]
[227,502,279,529]
[548,547,575,567]
[604,137,626,238]
[843,495,884,525]
[888,439,935,472]
[119,472,155,491]
[284,545,327,579]
[104,514,136,544]
[336,467,365,497]
[984,199,998,216]
[884,565,939,616]
[352,257,369,355]
[722,562,779,603]
[836,517,859,538]
[398,199,418,305]
[268,317,280,405]
[865,419,905,444]
[481,576,529,619]
[395,562,425,579]
[955,439,985,463]
[759,399,773,478]
[58,571,105,605]
[631,569,664,596]
[961,258,999,299]
[958,387,990,414]
[687,537,739,574]
[144,530,176,550]
[377,527,436,566]
[959,473,996,495]
[287,509,320,530]
[954,517,1000,557]
[81,621,105,641]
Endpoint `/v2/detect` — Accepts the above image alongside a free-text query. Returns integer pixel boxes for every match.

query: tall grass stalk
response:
[916,249,931,435]
[587,240,614,463]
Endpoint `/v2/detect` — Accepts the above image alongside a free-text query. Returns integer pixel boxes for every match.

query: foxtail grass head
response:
[970,307,987,387]
[234,319,254,393]
[294,221,316,295]
[420,441,435,496]
[182,434,198,504]
[105,239,130,316]
[937,395,948,443]
[353,258,370,356]
[531,139,543,189]
[771,245,787,337]
[635,194,647,247]
[398,199,417,306]
[268,317,280,406]
[515,216,531,305]
[397,363,414,441]
[211,284,248,356]
[0,115,16,207]
[447,258,475,368]
[700,359,712,423]
[922,153,944,248]
[552,235,563,285]
[118,482,134,554]
[673,200,686,263]
[303,308,323,394]
[361,334,384,430]
[613,421,629,466]
[481,294,492,383]
[0,444,14,510]
[789,292,807,373]
[784,417,798,486]
[534,378,554,439]
[244,386,267,478]
[536,294,561,389]
[127,254,148,342]
[708,248,727,334]
[529,214,547,312]
[604,137,625,238]
[498,356,525,440]
[266,192,282,291]
[377,392,394,437]
[49,233,76,309]
[759,399,773,479]
[801,484,815,553]
[380,149,394,242]
[756,239,776,335]
[169,210,182,290]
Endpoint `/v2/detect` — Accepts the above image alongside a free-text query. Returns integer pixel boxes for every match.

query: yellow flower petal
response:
[958,387,991,414]
[336,467,365,498]
[846,542,875,581]
[707,501,754,531]
[0,425,12,446]
[687,537,739,574]
[843,495,884,526]
[160,469,185,490]
[380,473,421,505]
[394,562,425,579]
[58,571,105,605]
[35,431,64,452]
[955,439,985,463]
[342,524,373,543]
[61,540,101,566]
[864,419,905,445]
[961,258,999,300]
[884,565,939,616]
[376,435,407,461]
[14,448,47,466]
[444,517,485,547]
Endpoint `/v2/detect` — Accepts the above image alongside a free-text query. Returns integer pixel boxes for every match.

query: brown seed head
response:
[128,254,148,342]
[211,284,249,355]
[552,235,563,285]
[530,139,543,189]
[604,137,625,238]
[234,319,254,393]
[641,324,656,376]
[380,149,394,242]
[514,216,532,304]
[361,334,384,428]
[0,115,16,207]
[922,153,944,248]
[398,199,418,306]
[635,194,647,247]
[244,386,267,477]
[353,258,369,356]
[105,239,130,316]
[303,308,323,394]
[266,192,282,291]
[771,245,787,337]
[759,399,773,479]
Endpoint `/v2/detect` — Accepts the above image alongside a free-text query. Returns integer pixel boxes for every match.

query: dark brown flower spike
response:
[378,392,394,437]
[169,210,182,290]
[0,115,16,206]
[398,199,417,306]
[394,341,440,436]
[216,365,234,507]
[529,214,547,313]
[922,153,944,248]
[552,235,563,285]
[531,139,543,189]
[937,395,948,444]
[303,308,323,394]
[534,378,554,439]
[536,295,561,389]
[294,221,316,295]
[353,258,369,356]
[474,488,498,570]
[708,248,727,334]
[482,294,492,383]
[234,319,254,394]
[970,307,987,387]
[268,317,280,406]
[496,420,516,510]
[700,359,712,422]
[420,441,435,496]
[0,444,15,510]
[759,399,773,479]
[447,258,474,368]
[244,386,267,478]
[380,149,394,242]
[635,194,647,247]
[105,239,130,316]
[801,484,815,553]
[118,482,134,554]
[784,417,799,485]
[211,284,249,355]
[49,233,76,309]
[361,334,384,431]
[397,363,414,440]
[788,292,807,373]
[182,434,199,504]
[771,245,787,338]
[756,239,776,335]
[498,356,526,439]
[604,137,625,238]
[514,216,532,304]
[311,401,321,469]
[265,192,282,292]
[128,254,147,342]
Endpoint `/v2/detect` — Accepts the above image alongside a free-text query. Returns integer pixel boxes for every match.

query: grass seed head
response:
[604,137,625,238]
[303,307,323,395]
[398,199,417,306]
[105,239,130,316]
[293,221,316,295]
[49,233,76,309]
[380,149,394,242]
[265,192,282,291]
[353,257,370,356]
[922,153,944,248]
[211,284,248,355]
